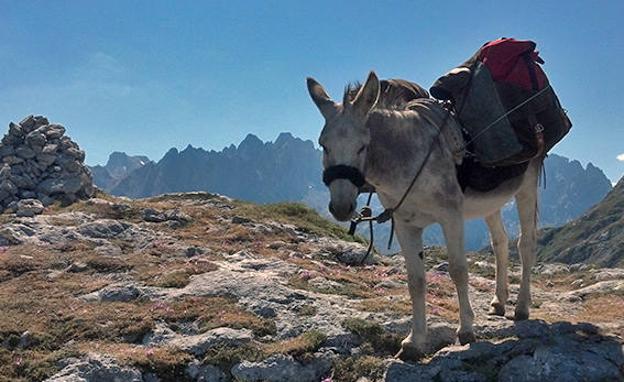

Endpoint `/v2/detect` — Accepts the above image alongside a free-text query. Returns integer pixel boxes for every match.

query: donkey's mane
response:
[343,79,430,111]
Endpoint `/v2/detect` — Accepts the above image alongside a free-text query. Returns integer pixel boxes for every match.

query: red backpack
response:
[431,38,571,167]
[478,38,547,92]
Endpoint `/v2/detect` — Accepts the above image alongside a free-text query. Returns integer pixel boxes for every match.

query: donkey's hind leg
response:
[514,165,539,321]
[485,211,509,316]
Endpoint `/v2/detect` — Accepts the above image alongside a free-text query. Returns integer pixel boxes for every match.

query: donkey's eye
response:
[357,145,366,154]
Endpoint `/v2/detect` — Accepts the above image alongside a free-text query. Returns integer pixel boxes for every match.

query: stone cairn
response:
[0,115,94,216]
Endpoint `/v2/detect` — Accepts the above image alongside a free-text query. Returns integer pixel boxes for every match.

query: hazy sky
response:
[1,1,623,182]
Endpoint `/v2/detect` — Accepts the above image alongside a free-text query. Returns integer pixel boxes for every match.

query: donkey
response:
[307,71,541,360]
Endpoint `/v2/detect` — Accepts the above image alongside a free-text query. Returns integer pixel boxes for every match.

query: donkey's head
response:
[307,71,380,221]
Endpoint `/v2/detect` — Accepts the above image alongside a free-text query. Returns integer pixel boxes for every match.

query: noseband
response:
[322,165,366,188]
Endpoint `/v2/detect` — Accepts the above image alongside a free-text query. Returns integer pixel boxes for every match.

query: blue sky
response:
[1,1,623,182]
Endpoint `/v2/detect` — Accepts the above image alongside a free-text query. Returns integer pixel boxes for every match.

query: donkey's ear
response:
[307,77,338,120]
[352,71,380,118]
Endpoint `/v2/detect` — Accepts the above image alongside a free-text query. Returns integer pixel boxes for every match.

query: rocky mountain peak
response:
[238,133,265,155]
[89,151,152,193]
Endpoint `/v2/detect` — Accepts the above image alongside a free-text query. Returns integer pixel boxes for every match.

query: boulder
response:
[44,355,143,382]
[231,353,332,382]
[15,198,44,217]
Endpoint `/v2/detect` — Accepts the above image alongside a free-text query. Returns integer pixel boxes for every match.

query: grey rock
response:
[567,280,624,299]
[18,330,34,349]
[15,198,44,217]
[45,125,66,139]
[8,122,23,137]
[143,208,192,226]
[42,143,58,154]
[36,153,57,167]
[66,262,89,273]
[25,131,46,148]
[83,284,142,302]
[19,190,37,199]
[2,155,23,165]
[77,220,130,239]
[231,352,332,382]
[185,246,204,257]
[19,115,36,131]
[0,165,11,179]
[169,327,253,357]
[0,226,23,245]
[232,216,252,224]
[384,361,436,382]
[44,355,142,382]
[15,146,36,159]
[498,345,623,382]
[142,323,177,347]
[66,148,86,161]
[185,361,227,382]
[0,179,17,195]
[320,241,377,266]
[143,208,167,222]
[0,144,13,157]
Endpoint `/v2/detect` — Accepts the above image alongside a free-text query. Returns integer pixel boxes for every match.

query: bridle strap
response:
[322,165,366,188]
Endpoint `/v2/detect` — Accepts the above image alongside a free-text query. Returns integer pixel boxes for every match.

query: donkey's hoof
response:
[514,310,529,321]
[395,346,424,362]
[488,303,506,317]
[458,331,476,345]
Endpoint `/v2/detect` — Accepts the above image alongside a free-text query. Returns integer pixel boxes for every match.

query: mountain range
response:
[89,133,614,252]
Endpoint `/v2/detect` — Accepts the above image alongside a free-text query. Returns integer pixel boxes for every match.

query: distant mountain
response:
[103,134,613,253]
[111,133,324,203]
[89,152,152,192]
[537,176,624,267]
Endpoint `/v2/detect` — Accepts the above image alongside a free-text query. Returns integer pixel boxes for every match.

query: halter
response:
[322,164,366,189]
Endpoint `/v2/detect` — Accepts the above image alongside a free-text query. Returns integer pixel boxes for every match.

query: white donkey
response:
[307,71,541,360]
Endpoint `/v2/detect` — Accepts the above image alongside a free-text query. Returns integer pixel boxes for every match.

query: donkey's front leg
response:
[442,215,476,344]
[393,220,427,360]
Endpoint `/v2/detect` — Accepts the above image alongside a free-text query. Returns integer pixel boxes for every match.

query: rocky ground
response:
[0,192,622,381]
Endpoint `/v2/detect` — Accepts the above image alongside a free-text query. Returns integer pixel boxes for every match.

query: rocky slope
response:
[537,176,624,267]
[89,152,151,192]
[99,134,612,252]
[0,192,622,381]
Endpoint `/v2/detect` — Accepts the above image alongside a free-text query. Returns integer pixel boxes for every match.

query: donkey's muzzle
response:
[329,200,356,221]
[322,165,366,188]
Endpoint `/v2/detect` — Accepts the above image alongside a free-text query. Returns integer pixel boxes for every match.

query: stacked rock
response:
[0,115,94,215]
